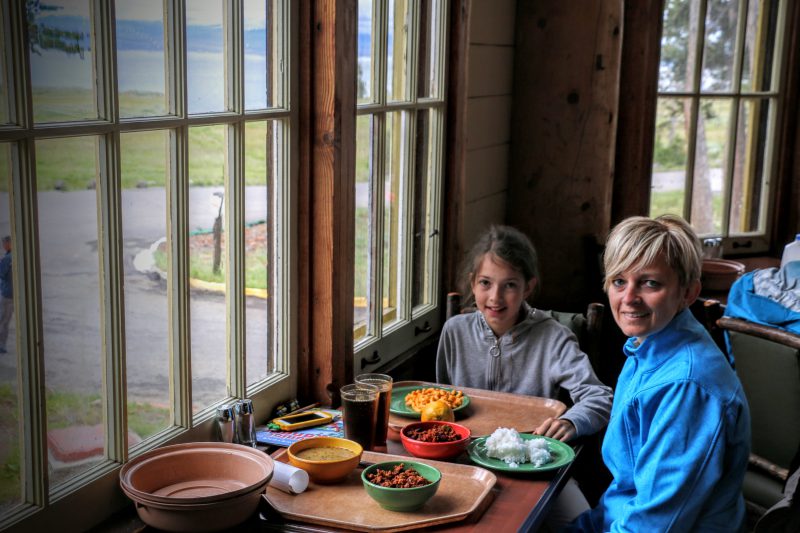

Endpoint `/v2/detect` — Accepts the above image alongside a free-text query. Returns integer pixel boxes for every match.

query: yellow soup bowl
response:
[287,437,363,484]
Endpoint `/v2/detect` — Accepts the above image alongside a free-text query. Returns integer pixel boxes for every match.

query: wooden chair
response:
[715,315,800,518]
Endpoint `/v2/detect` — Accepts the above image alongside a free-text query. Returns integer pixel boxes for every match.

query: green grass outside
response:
[23,89,270,191]
[0,384,169,505]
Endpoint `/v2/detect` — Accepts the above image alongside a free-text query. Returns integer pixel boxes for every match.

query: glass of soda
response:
[355,373,393,447]
[340,382,380,450]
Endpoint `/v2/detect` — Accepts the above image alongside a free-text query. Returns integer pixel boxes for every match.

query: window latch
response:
[361,350,381,369]
[414,321,432,336]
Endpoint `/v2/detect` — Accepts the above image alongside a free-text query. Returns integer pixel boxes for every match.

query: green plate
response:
[467,434,575,472]
[389,385,471,418]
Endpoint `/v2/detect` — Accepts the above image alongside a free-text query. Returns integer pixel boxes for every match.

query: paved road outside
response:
[0,186,269,407]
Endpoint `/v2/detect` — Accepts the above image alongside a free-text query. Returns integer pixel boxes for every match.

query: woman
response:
[567,215,751,532]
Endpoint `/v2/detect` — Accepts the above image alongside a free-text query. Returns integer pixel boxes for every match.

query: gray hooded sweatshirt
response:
[436,303,612,437]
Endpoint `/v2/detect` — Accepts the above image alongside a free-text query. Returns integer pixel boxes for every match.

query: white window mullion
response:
[91,0,127,465]
[13,138,48,511]
[370,113,385,339]
[395,110,412,322]
[4,0,48,514]
[97,130,128,463]
[225,121,245,396]
[168,0,187,118]
[224,0,245,397]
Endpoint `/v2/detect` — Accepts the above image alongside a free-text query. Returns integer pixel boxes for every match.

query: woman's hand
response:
[533,417,576,442]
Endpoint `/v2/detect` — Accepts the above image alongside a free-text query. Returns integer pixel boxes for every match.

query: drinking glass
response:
[340,382,380,450]
[355,373,393,447]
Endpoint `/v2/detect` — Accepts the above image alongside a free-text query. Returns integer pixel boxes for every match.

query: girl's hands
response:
[533,417,576,442]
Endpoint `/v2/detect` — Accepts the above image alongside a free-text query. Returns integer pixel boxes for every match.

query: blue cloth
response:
[724,268,800,335]
[566,309,751,532]
[0,251,10,299]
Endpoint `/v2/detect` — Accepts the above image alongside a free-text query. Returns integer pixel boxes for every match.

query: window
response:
[0,0,295,527]
[354,0,448,369]
[651,0,789,252]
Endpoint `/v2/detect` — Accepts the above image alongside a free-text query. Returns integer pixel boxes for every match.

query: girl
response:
[436,225,612,441]
[436,225,613,529]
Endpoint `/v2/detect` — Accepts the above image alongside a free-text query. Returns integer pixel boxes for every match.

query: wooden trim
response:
[771,1,800,252]
[717,316,800,349]
[611,0,665,224]
[301,1,357,406]
[442,0,470,300]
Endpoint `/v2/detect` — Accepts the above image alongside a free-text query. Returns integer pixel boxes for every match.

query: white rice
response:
[484,427,552,468]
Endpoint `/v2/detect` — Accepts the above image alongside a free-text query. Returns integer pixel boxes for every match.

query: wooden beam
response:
[300,0,357,406]
[612,0,665,225]
[442,0,470,299]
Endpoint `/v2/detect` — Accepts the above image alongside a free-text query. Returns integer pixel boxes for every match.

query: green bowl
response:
[361,461,441,512]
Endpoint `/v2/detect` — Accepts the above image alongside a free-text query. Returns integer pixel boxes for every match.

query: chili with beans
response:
[366,463,431,488]
[406,425,460,443]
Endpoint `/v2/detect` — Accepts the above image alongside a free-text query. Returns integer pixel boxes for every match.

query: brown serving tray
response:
[388,381,567,437]
[263,449,497,532]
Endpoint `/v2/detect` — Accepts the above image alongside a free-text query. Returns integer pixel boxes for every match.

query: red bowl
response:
[400,421,471,460]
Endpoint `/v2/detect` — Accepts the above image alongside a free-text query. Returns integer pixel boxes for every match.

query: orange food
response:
[404,387,464,412]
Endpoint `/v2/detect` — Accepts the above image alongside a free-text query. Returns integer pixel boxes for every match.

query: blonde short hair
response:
[603,215,702,291]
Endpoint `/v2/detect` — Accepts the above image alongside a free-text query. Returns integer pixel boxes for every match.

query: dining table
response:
[258,382,583,533]
[100,383,583,533]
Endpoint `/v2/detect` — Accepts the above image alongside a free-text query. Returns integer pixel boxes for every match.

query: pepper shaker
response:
[235,399,256,447]
[216,405,236,443]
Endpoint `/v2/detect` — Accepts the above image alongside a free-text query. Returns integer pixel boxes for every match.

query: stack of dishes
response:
[119,442,274,532]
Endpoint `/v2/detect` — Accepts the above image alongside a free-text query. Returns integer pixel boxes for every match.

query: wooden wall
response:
[506,1,623,311]
[443,0,517,292]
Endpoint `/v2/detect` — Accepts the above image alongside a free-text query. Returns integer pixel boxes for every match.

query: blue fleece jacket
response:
[567,308,750,532]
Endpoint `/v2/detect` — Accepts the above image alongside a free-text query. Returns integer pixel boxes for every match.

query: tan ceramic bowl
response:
[119,442,274,532]
[701,258,745,292]
[287,436,363,484]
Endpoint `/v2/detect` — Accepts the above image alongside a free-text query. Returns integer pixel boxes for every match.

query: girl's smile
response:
[471,253,536,337]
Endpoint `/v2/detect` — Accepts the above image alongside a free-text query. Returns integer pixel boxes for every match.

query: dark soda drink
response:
[341,383,379,450]
[355,374,392,447]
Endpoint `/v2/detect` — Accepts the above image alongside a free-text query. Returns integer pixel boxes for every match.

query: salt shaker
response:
[216,405,236,443]
[235,399,256,447]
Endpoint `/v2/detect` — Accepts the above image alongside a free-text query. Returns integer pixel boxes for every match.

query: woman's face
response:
[607,252,700,343]
[471,253,536,337]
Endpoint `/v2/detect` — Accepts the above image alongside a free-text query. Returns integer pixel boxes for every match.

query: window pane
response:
[382,112,403,327]
[691,99,731,235]
[387,0,410,102]
[357,0,373,104]
[741,0,780,92]
[189,125,227,412]
[0,8,10,125]
[116,0,168,118]
[354,115,372,340]
[187,0,225,114]
[701,0,740,92]
[29,0,97,122]
[412,110,430,308]
[416,0,439,99]
[651,97,689,218]
[121,130,171,442]
[36,137,104,486]
[659,0,699,93]
[729,98,770,234]
[244,121,272,386]
[244,0,271,110]
[0,143,21,509]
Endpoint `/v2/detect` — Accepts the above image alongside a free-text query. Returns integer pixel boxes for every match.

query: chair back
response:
[717,316,800,514]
